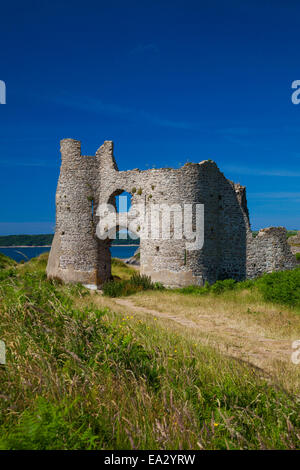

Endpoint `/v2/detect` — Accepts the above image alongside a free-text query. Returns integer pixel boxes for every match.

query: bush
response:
[235,279,255,289]
[177,284,209,295]
[255,268,300,307]
[296,253,300,262]
[177,269,300,308]
[177,279,237,296]
[210,279,236,294]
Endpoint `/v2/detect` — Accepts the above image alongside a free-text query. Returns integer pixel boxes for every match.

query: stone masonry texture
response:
[46,139,296,288]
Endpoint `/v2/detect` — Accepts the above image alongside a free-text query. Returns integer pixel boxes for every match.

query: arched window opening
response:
[108,190,140,261]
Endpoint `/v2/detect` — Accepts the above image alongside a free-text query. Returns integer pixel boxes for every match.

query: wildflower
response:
[214,423,219,427]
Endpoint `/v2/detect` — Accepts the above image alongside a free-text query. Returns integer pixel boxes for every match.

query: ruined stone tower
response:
[47,139,296,288]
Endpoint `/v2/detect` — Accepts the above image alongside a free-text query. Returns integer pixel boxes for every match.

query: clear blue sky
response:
[0,0,299,234]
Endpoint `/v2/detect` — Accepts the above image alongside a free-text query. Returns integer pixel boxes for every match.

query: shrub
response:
[296,253,300,262]
[255,268,300,307]
[177,279,237,296]
[236,279,255,289]
[177,284,209,295]
[210,279,236,294]
[177,268,300,308]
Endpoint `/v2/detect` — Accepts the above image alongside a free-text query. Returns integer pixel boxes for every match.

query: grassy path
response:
[113,297,293,373]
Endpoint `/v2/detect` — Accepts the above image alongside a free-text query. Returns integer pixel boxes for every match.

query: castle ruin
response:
[46,139,296,288]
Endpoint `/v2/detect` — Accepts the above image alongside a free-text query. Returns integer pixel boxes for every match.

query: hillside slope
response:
[0,252,16,269]
[0,254,299,450]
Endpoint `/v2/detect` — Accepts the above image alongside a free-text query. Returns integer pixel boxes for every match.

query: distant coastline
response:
[0,245,52,248]
[0,233,140,248]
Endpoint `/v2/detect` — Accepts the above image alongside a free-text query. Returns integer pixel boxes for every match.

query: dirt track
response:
[113,297,294,376]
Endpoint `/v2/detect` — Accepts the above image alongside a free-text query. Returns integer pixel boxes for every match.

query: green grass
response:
[176,269,300,310]
[0,252,17,269]
[0,253,17,281]
[177,279,239,296]
[0,254,299,449]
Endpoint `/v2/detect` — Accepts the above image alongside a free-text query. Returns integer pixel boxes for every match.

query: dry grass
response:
[123,289,300,339]
[1,253,300,449]
[85,277,300,394]
[66,259,300,394]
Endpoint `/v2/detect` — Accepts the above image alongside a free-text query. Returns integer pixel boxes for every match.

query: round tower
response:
[47,139,109,287]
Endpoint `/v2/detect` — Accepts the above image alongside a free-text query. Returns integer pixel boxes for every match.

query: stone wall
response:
[288,231,300,257]
[47,139,296,288]
[247,227,296,278]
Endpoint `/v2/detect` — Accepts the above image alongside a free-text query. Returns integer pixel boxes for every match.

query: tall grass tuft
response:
[102,273,164,297]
